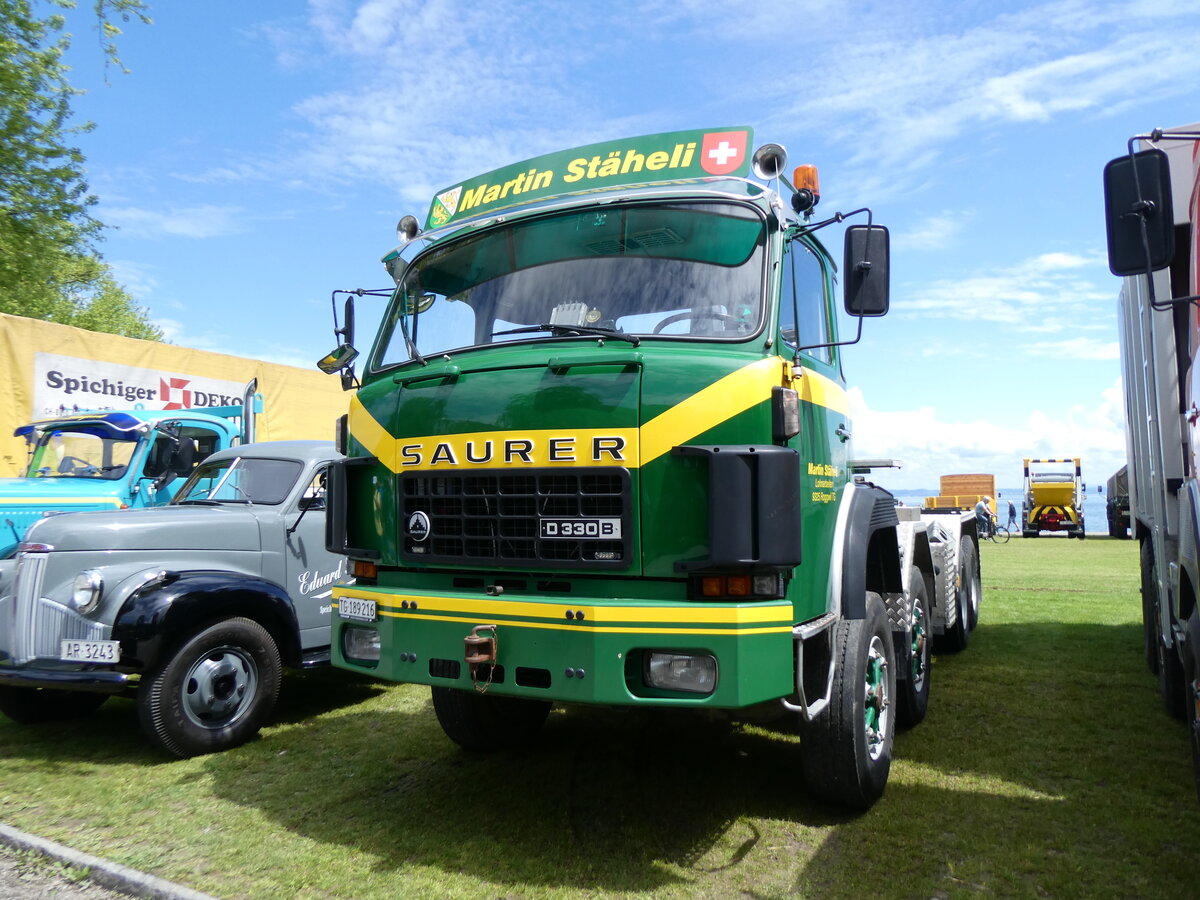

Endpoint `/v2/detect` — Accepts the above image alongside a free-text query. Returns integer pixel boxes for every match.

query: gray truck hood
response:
[23,505,263,553]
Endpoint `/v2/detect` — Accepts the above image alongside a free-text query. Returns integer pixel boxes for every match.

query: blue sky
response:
[59,0,1200,490]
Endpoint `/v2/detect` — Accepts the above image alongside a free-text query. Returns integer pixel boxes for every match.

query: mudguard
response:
[838,482,903,619]
[112,570,301,672]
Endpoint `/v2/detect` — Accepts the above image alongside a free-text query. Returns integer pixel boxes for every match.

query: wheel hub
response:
[182,646,257,729]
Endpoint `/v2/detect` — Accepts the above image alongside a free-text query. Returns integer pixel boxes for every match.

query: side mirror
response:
[1103,148,1175,276]
[844,225,890,317]
[317,343,359,376]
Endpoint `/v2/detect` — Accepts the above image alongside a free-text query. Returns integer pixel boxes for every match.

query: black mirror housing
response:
[1103,148,1175,276]
[844,225,890,317]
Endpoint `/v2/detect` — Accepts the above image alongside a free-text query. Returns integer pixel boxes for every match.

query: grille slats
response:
[3,552,108,665]
[402,468,629,567]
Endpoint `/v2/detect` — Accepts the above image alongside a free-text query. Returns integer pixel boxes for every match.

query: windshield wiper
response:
[492,323,640,346]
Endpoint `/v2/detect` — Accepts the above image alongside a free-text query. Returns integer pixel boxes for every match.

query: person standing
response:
[1007,499,1018,529]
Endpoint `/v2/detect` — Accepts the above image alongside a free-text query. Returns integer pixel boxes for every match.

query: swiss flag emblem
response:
[160,376,192,410]
[700,130,749,175]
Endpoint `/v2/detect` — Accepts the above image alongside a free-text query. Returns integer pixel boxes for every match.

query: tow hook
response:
[464,624,498,692]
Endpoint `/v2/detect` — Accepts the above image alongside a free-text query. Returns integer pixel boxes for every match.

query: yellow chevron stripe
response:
[349,357,849,473]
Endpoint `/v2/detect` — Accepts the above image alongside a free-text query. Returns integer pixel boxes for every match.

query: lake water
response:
[889,488,1113,535]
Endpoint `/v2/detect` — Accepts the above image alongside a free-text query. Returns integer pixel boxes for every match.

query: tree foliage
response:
[0,0,160,340]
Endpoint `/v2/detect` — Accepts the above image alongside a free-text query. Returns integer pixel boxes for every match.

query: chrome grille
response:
[3,551,108,665]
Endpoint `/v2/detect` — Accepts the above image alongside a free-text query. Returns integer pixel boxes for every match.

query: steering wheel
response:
[651,310,740,335]
[57,455,94,474]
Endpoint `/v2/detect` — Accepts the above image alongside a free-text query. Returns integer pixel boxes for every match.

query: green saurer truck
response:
[319,127,981,809]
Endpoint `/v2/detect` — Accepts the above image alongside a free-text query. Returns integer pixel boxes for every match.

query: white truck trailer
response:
[1103,123,1200,797]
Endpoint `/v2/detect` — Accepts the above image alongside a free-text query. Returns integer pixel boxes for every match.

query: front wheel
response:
[992,525,1010,545]
[431,686,552,751]
[800,592,896,809]
[896,571,931,729]
[137,617,281,758]
[0,686,107,724]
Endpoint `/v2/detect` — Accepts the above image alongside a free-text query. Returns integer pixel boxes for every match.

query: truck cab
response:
[0,388,260,558]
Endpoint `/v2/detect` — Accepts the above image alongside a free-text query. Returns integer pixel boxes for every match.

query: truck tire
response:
[940,538,976,652]
[431,686,551,751]
[896,571,931,729]
[1157,611,1187,720]
[1141,540,1159,675]
[962,535,981,631]
[1190,670,1200,802]
[137,617,282,758]
[799,592,895,809]
[0,686,107,724]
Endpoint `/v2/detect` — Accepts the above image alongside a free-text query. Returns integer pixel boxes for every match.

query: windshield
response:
[373,200,766,367]
[25,430,138,480]
[174,456,302,506]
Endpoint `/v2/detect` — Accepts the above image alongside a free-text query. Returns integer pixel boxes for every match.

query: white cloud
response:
[103,205,247,239]
[847,376,1127,490]
[900,251,1112,329]
[1025,336,1119,360]
[892,212,968,252]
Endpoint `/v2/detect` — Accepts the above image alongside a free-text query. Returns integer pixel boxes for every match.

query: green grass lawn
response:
[1,536,1196,898]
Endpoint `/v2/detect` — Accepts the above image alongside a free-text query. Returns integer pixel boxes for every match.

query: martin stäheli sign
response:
[426,127,753,230]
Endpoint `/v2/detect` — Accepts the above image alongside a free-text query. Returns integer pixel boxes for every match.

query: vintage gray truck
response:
[0,440,347,757]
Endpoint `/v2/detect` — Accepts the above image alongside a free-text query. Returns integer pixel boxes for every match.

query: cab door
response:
[283,465,347,650]
[779,237,851,621]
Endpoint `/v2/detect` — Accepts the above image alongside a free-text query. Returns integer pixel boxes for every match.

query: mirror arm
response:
[793,315,864,357]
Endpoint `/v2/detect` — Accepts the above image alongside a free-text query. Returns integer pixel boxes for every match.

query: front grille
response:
[400,468,630,567]
[1,551,108,665]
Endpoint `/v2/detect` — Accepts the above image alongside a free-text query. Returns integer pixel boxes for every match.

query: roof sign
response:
[426,126,753,230]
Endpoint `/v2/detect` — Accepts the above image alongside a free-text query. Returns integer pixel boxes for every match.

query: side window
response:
[299,467,328,511]
[780,240,833,365]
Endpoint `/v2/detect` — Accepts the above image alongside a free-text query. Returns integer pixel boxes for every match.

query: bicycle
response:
[981,513,1011,544]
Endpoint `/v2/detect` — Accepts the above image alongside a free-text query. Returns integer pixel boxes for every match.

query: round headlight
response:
[71,569,104,614]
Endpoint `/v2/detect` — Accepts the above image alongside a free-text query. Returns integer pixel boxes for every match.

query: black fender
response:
[839,483,903,619]
[112,570,302,673]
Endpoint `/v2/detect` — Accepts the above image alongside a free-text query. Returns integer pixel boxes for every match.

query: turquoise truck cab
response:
[0,385,261,558]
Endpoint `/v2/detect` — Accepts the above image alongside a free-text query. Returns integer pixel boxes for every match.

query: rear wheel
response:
[1156,608,1187,720]
[1141,540,1159,675]
[1189,666,1200,802]
[941,537,977,651]
[800,593,895,809]
[896,571,931,729]
[0,686,106,724]
[431,686,552,751]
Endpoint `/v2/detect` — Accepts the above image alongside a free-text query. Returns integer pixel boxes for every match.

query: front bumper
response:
[331,585,795,707]
[0,664,130,693]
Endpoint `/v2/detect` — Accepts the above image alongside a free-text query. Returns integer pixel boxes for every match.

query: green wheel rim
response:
[864,635,891,760]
